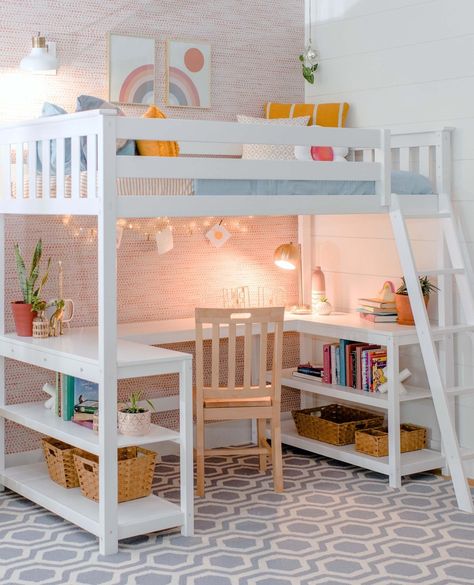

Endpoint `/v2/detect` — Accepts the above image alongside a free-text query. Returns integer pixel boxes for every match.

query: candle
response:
[58,261,63,300]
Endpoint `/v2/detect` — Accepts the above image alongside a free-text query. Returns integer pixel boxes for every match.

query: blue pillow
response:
[391,170,433,195]
[37,102,72,174]
[76,95,136,168]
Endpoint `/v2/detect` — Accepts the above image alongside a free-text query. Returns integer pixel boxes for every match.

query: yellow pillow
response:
[136,105,180,157]
[265,102,349,127]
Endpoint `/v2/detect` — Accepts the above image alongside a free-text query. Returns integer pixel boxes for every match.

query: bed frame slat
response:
[56,138,65,200]
[41,140,50,199]
[71,135,81,200]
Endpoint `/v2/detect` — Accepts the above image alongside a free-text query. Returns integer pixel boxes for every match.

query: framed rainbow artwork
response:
[108,34,155,105]
[166,40,211,109]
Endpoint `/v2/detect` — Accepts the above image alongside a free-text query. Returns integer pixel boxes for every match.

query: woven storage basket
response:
[73,446,156,502]
[42,437,80,488]
[355,423,427,457]
[292,404,384,446]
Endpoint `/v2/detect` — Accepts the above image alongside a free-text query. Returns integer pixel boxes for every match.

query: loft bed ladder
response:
[390,191,474,512]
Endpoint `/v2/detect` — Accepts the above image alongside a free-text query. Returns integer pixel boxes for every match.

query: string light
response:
[60,215,251,244]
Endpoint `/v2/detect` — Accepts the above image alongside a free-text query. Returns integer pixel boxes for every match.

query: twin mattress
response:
[12,170,433,198]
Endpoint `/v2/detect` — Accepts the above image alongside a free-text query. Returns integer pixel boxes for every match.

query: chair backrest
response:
[195,306,285,403]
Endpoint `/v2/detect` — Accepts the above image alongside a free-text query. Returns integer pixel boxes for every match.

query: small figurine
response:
[377,280,395,303]
[49,299,65,337]
[43,382,57,412]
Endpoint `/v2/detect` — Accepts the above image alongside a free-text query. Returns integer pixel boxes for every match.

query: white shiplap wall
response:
[306,0,474,471]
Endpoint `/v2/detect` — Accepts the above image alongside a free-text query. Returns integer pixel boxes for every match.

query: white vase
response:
[314,300,333,316]
[118,410,151,436]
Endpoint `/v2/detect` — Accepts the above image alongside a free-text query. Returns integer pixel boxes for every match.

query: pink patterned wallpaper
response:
[0,0,304,453]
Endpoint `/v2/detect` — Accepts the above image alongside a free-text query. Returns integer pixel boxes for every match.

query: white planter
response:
[118,409,151,436]
[314,300,333,316]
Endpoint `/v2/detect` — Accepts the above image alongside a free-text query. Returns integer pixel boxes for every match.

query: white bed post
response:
[376,129,391,207]
[298,214,314,408]
[179,359,194,535]
[97,112,119,555]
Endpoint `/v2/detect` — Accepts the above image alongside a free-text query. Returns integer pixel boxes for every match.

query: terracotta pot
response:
[395,293,429,326]
[118,410,151,436]
[11,302,36,336]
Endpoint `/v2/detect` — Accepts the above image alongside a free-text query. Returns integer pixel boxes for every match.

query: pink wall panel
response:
[0,0,304,453]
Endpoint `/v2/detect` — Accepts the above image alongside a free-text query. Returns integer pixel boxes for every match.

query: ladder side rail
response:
[390,193,473,512]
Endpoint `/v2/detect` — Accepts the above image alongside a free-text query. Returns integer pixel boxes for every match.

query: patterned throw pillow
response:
[264,102,350,128]
[237,115,310,160]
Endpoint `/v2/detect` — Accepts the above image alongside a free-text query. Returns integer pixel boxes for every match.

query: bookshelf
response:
[266,313,444,487]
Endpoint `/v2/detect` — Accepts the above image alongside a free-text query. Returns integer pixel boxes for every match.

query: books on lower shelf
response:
[292,364,323,382]
[317,340,388,393]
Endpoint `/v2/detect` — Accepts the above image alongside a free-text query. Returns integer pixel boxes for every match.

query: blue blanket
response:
[195,170,433,196]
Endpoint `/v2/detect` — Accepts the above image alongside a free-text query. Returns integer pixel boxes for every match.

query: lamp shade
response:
[20,35,57,72]
[274,242,299,270]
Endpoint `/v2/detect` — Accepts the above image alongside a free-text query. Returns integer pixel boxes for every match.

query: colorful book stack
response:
[356,297,398,323]
[292,363,324,382]
[319,340,388,392]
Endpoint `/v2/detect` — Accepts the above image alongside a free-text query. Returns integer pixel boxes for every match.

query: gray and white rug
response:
[0,448,473,585]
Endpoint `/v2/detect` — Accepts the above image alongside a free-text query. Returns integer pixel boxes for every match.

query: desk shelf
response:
[2,462,184,540]
[276,418,445,477]
[0,402,180,455]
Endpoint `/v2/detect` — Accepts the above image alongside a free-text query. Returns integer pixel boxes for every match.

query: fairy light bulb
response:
[303,44,319,67]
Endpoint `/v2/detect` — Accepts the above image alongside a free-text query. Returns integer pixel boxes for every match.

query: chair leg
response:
[196,410,205,497]
[257,418,267,472]
[271,416,284,493]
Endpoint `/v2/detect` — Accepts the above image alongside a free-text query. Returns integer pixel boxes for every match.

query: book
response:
[362,347,382,391]
[372,356,388,392]
[330,343,339,386]
[338,339,354,386]
[61,374,75,421]
[360,313,398,323]
[72,419,94,430]
[297,365,323,376]
[335,345,340,385]
[357,306,397,315]
[358,297,396,309]
[345,342,365,388]
[72,412,94,421]
[292,371,323,382]
[356,344,379,390]
[367,350,387,391]
[323,344,332,384]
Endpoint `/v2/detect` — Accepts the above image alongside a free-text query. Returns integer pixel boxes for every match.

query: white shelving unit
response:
[266,314,446,486]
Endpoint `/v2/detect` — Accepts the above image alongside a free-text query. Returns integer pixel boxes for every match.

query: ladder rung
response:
[460,449,474,462]
[431,324,474,337]
[446,386,474,397]
[417,268,464,277]
[404,212,451,219]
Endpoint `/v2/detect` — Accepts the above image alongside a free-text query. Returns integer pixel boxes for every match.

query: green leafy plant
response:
[396,276,439,297]
[14,240,51,307]
[299,54,318,84]
[121,391,155,414]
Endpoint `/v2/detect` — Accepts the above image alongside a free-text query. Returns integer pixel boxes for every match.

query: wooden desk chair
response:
[194,306,285,496]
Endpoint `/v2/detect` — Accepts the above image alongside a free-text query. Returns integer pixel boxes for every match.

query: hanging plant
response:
[299,54,318,84]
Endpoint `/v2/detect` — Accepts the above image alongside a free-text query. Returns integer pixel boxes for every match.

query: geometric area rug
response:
[0,447,473,585]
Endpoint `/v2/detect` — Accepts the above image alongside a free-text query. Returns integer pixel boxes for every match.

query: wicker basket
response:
[42,437,80,488]
[292,404,384,446]
[355,423,427,457]
[73,446,156,503]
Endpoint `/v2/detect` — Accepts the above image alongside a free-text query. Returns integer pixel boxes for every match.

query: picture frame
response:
[108,33,155,106]
[166,40,211,109]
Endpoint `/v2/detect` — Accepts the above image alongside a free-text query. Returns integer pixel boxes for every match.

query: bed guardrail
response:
[0,110,450,216]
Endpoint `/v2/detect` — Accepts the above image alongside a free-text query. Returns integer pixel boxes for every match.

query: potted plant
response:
[12,240,51,336]
[395,276,439,325]
[118,391,155,436]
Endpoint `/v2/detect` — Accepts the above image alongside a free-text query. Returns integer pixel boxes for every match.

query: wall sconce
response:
[274,242,312,314]
[20,33,58,74]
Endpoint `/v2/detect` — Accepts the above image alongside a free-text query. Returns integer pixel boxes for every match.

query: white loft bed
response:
[0,109,450,218]
[0,111,464,555]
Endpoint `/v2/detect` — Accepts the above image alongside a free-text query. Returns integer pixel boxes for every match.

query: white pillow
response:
[237,115,310,160]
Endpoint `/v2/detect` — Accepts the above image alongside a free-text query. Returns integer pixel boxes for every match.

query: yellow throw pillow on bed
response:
[136,106,180,157]
[265,102,349,127]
